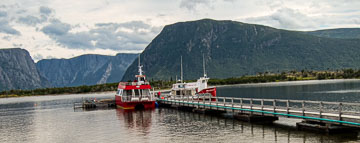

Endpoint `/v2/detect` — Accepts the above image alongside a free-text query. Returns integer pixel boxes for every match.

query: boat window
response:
[134,89,140,97]
[125,90,132,96]
[122,94,131,101]
[142,89,149,96]
[202,80,205,83]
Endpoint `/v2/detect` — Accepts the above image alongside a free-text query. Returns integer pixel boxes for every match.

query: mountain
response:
[306,28,360,39]
[0,48,50,91]
[122,19,360,81]
[36,53,137,87]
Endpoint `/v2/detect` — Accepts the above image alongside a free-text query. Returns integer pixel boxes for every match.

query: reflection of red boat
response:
[115,109,153,132]
[115,56,155,110]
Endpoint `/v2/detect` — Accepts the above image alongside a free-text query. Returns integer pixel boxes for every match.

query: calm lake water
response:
[1,79,360,143]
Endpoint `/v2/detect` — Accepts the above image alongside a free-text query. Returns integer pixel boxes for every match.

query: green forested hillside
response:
[122,19,360,81]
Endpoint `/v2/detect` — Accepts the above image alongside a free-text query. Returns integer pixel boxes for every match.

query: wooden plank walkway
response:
[157,95,360,127]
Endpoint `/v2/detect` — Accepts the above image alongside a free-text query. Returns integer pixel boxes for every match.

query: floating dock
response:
[74,98,115,109]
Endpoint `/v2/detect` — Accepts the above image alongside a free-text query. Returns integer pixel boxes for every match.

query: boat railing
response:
[119,82,150,86]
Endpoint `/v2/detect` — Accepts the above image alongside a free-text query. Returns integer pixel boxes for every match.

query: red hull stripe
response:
[118,84,152,90]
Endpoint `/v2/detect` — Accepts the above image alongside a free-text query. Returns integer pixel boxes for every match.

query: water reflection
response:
[116,109,153,134]
[0,102,36,142]
[156,108,359,143]
[2,82,360,142]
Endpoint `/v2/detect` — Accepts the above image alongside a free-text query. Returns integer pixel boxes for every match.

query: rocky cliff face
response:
[122,19,360,81]
[36,53,137,87]
[0,48,49,91]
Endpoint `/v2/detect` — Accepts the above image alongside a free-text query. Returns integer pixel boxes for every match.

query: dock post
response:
[302,101,305,117]
[231,97,234,114]
[319,102,323,119]
[197,96,200,108]
[182,95,184,106]
[216,98,218,111]
[286,100,289,118]
[339,103,342,122]
[192,96,194,107]
[250,98,253,115]
[203,95,206,109]
[240,98,243,113]
[273,100,276,117]
[187,95,189,105]
[261,99,264,116]
[209,96,212,110]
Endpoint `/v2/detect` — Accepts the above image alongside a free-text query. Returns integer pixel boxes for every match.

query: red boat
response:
[115,56,155,110]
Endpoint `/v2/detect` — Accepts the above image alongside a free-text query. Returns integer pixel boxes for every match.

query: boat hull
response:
[115,95,155,110]
[198,87,216,97]
[198,87,216,101]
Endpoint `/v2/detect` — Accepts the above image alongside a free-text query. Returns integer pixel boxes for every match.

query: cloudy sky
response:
[1,0,360,61]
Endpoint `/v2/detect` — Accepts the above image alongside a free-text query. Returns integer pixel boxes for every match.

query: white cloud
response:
[40,20,161,51]
[179,0,213,11]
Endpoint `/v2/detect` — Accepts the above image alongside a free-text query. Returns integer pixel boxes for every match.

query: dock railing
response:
[158,95,360,127]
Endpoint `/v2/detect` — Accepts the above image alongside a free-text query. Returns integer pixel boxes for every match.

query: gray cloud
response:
[17,6,53,26]
[0,20,20,35]
[42,20,71,35]
[40,6,52,15]
[42,20,161,51]
[244,8,318,30]
[56,32,93,48]
[0,11,7,17]
[18,15,42,26]
[244,7,360,30]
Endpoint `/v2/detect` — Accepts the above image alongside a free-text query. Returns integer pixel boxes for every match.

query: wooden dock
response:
[157,94,360,133]
[74,98,115,109]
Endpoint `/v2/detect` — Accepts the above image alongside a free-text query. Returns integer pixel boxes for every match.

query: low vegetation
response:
[1,69,360,98]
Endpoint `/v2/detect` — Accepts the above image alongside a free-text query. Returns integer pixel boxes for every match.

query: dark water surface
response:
[1,80,360,143]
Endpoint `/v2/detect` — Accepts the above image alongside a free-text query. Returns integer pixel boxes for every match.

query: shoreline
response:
[214,79,360,88]
[0,90,116,99]
[2,79,360,99]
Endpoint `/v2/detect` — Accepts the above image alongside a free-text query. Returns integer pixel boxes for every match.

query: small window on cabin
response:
[142,89,149,96]
[134,89,140,97]
[202,80,205,83]
[125,90,132,96]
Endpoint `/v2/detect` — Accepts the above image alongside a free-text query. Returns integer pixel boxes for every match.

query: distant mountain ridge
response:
[1,19,360,91]
[36,53,138,87]
[0,48,50,91]
[122,19,360,81]
[306,28,360,39]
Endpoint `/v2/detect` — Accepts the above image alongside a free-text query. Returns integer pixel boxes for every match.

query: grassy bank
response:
[1,69,360,98]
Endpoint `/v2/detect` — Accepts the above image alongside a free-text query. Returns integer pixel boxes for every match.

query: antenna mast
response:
[137,54,144,84]
[138,54,143,75]
[181,56,183,83]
